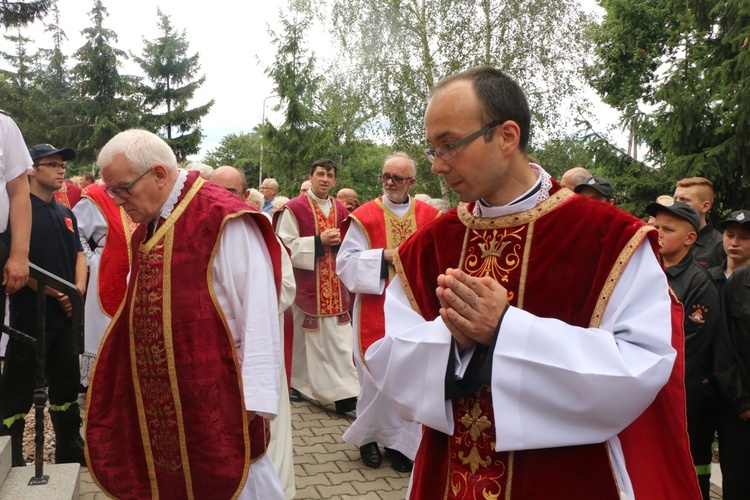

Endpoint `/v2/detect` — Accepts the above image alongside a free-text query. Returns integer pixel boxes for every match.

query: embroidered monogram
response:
[464,227,525,283]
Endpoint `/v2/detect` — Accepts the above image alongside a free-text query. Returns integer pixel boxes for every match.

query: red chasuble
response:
[54,180,82,208]
[395,186,700,499]
[82,183,138,317]
[86,172,282,499]
[341,197,440,359]
[282,194,350,330]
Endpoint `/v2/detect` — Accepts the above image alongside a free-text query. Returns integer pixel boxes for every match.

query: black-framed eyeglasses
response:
[36,161,67,170]
[380,174,413,186]
[104,168,153,199]
[423,119,505,163]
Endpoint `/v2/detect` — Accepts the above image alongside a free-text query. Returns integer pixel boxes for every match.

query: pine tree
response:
[71,0,138,165]
[0,0,49,28]
[134,9,213,162]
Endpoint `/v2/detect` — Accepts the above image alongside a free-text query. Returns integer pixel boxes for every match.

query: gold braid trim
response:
[456,189,574,229]
[589,225,654,328]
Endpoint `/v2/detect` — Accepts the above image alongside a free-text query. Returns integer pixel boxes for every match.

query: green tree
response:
[203,131,263,187]
[71,0,139,165]
[0,0,48,28]
[134,9,213,162]
[589,0,750,215]
[262,1,330,190]
[329,0,594,199]
[0,29,48,141]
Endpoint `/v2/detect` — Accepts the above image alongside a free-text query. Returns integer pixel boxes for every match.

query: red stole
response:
[342,197,440,357]
[283,194,349,329]
[82,183,137,317]
[396,187,700,499]
[86,172,282,500]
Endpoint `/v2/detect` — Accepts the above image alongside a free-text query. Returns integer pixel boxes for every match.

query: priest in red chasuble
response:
[86,130,285,499]
[337,152,440,473]
[365,67,701,499]
[275,159,360,414]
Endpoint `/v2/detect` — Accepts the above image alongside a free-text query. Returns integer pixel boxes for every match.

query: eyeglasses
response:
[423,119,505,163]
[380,174,413,186]
[36,161,67,170]
[260,186,274,190]
[104,168,153,199]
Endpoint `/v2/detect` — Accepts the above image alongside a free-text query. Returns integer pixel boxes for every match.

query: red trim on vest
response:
[83,183,136,317]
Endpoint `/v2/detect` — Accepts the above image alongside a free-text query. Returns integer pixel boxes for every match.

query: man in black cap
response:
[574,175,615,205]
[0,143,87,467]
[646,200,721,499]
[708,210,750,292]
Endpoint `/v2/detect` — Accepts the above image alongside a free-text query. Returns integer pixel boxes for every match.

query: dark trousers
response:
[717,400,750,500]
[686,384,718,500]
[0,324,80,425]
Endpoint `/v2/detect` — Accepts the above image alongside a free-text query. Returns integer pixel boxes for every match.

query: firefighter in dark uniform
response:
[0,144,86,467]
[647,200,722,500]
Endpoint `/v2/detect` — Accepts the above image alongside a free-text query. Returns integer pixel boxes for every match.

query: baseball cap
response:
[645,200,701,232]
[28,144,76,163]
[717,210,750,231]
[574,176,614,199]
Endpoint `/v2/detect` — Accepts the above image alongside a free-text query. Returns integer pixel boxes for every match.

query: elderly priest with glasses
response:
[85,129,285,499]
[337,152,440,473]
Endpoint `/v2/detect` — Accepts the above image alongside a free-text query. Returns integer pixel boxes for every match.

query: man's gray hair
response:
[246,188,264,207]
[384,152,417,178]
[185,162,215,179]
[264,178,279,191]
[97,129,178,174]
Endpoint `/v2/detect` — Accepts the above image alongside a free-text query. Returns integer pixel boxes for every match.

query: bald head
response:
[560,167,591,190]
[337,188,359,212]
[209,165,248,200]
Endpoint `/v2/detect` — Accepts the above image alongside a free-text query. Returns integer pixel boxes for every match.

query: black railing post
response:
[2,263,84,485]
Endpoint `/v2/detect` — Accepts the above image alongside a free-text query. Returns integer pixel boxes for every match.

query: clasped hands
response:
[320,228,341,246]
[436,268,508,352]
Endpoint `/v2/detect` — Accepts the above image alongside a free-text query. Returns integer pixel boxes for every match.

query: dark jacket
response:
[715,266,750,414]
[667,252,722,388]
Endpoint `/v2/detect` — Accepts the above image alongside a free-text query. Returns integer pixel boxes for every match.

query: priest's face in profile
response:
[101,154,167,224]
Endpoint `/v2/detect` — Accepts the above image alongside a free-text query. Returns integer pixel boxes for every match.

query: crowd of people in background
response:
[0,65,748,500]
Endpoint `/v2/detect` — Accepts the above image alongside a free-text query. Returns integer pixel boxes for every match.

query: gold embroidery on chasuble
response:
[131,230,191,484]
[312,202,344,315]
[377,198,418,280]
[450,387,505,500]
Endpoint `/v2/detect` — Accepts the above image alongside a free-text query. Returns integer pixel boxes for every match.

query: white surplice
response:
[336,195,422,459]
[73,195,111,386]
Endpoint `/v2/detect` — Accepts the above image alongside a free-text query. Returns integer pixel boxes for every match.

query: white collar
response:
[307,189,331,206]
[382,194,411,212]
[473,164,551,218]
[156,169,189,222]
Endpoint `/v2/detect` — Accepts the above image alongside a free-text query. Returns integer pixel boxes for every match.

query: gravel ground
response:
[21,405,56,465]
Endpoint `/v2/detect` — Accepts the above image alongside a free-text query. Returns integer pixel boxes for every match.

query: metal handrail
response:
[2,263,84,485]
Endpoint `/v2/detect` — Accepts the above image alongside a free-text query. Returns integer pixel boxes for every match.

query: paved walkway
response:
[77,397,724,499]
[78,398,410,499]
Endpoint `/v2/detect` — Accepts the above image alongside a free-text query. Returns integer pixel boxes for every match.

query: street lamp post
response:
[259,94,279,187]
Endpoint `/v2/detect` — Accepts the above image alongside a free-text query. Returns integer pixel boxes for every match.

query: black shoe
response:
[359,442,382,468]
[335,397,357,415]
[50,403,87,466]
[289,388,303,403]
[385,447,413,473]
